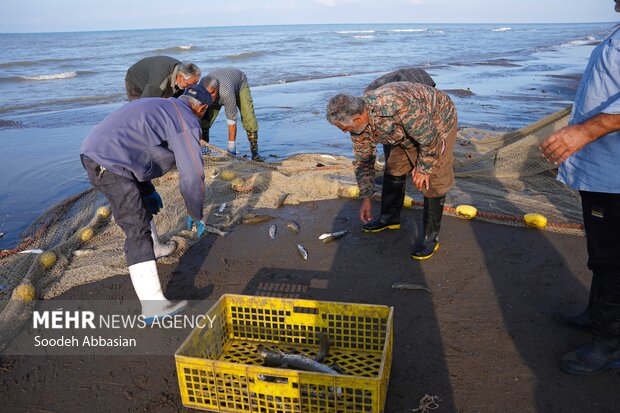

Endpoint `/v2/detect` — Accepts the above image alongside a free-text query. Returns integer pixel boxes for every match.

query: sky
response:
[0,0,617,33]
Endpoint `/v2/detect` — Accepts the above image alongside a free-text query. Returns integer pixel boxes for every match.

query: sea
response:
[0,22,616,248]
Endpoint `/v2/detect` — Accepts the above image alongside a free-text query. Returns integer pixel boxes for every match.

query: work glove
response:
[143,191,163,215]
[201,146,210,156]
[227,141,237,156]
[187,216,207,238]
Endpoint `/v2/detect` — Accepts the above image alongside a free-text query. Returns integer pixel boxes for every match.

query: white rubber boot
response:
[149,220,177,259]
[128,260,188,324]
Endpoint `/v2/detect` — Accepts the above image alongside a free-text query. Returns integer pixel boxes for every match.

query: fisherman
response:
[541,0,620,376]
[326,81,457,260]
[200,68,264,161]
[80,84,212,322]
[364,67,436,93]
[125,56,201,100]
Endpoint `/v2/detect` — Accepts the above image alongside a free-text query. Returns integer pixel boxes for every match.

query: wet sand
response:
[1,198,618,413]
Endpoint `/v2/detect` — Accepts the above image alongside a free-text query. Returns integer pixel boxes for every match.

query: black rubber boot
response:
[560,297,620,376]
[411,196,445,260]
[361,174,406,232]
[247,131,264,162]
[553,280,596,331]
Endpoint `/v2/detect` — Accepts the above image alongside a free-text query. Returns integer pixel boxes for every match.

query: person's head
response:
[180,83,212,117]
[326,94,369,134]
[175,63,201,89]
[200,76,220,103]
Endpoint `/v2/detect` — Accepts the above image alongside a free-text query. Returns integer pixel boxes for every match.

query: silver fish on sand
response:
[318,230,347,243]
[257,345,338,375]
[269,224,277,239]
[72,248,95,257]
[391,282,431,292]
[210,168,221,179]
[218,203,226,212]
[286,220,300,233]
[204,224,229,237]
[19,249,44,254]
[296,244,308,260]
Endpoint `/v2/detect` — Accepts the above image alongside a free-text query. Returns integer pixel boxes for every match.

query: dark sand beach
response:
[1,198,617,413]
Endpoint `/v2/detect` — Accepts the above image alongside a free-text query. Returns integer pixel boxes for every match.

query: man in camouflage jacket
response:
[326,81,457,260]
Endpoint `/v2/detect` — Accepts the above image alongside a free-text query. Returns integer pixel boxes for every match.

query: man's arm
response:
[541,113,620,164]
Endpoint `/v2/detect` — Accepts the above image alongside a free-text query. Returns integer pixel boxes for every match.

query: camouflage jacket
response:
[351,82,456,197]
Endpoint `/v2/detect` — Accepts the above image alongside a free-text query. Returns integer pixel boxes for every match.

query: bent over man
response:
[200,68,263,161]
[80,84,212,322]
[326,81,457,260]
[125,56,201,100]
[541,2,620,376]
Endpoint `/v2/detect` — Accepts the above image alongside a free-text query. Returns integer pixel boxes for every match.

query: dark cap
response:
[182,84,212,105]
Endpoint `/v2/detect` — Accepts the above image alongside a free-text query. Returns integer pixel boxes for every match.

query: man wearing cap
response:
[80,84,212,322]
[200,68,264,161]
[125,56,201,100]
[326,81,457,260]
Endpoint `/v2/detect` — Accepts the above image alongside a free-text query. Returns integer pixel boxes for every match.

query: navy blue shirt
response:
[81,97,205,219]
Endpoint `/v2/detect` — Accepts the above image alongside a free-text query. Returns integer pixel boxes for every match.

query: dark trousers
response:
[81,155,155,266]
[581,191,620,339]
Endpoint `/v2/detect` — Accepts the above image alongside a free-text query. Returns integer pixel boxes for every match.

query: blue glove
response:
[201,146,210,156]
[187,216,207,238]
[143,191,163,215]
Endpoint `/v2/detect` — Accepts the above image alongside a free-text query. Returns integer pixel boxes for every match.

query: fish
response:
[320,154,337,160]
[318,230,347,243]
[257,345,339,375]
[315,332,329,363]
[269,224,276,239]
[276,193,289,208]
[18,249,44,254]
[72,248,95,257]
[241,213,274,224]
[204,224,229,237]
[391,282,432,292]
[218,203,226,212]
[286,220,300,233]
[296,244,308,260]
[209,168,221,179]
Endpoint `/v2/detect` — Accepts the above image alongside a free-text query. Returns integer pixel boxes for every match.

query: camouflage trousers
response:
[384,120,457,198]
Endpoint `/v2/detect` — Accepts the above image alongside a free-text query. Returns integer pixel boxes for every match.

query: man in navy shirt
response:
[81,84,211,322]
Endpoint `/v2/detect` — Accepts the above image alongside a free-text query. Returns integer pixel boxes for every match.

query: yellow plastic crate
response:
[175,294,393,413]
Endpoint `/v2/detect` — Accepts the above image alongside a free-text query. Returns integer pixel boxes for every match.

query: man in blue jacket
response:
[541,1,620,375]
[80,84,211,322]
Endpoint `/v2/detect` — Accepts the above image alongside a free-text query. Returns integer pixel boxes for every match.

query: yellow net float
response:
[78,227,94,242]
[39,251,57,270]
[456,205,477,219]
[220,170,236,182]
[524,213,547,229]
[347,186,360,198]
[403,195,414,208]
[12,282,36,302]
[96,206,112,219]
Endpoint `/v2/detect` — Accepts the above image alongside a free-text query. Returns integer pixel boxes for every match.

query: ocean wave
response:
[336,30,375,34]
[559,36,597,47]
[147,45,195,54]
[223,50,270,61]
[353,35,375,39]
[22,71,78,81]
[388,28,428,33]
[492,27,512,32]
[0,93,124,113]
[0,58,73,68]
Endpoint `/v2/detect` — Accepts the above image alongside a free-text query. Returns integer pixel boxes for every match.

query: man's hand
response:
[143,191,163,214]
[187,216,207,238]
[360,198,372,223]
[412,169,430,191]
[540,124,591,164]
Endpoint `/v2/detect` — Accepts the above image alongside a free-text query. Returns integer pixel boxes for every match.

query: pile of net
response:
[0,106,580,342]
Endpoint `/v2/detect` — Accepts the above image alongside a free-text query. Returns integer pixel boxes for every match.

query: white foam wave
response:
[178,45,192,50]
[22,71,77,81]
[388,28,427,33]
[560,36,596,47]
[492,27,512,32]
[336,30,375,34]
[353,35,375,39]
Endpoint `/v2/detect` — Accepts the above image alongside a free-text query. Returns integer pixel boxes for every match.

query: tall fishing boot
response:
[149,220,177,259]
[553,284,594,331]
[247,131,264,162]
[411,196,445,260]
[361,174,406,232]
[560,298,620,376]
[128,260,188,324]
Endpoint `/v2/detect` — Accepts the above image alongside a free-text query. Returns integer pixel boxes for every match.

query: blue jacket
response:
[81,97,205,220]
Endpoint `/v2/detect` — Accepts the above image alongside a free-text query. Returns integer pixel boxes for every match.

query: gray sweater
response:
[125,56,181,98]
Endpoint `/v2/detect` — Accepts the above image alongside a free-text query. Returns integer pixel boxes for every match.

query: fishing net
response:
[0,106,580,348]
